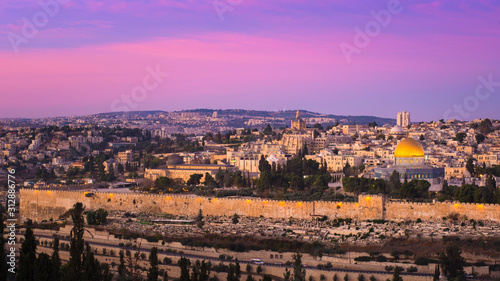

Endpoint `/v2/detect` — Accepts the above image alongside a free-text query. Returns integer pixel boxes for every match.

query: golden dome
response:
[394,138,424,158]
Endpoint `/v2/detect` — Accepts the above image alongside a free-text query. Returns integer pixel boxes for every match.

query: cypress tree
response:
[82,243,104,281]
[439,245,465,280]
[0,210,7,280]
[292,253,306,281]
[284,268,291,281]
[148,247,159,281]
[69,202,86,277]
[178,257,191,281]
[191,260,200,281]
[227,261,241,281]
[52,235,61,281]
[33,253,55,281]
[392,267,403,281]
[199,261,211,281]
[118,250,127,280]
[235,260,241,281]
[433,264,440,281]
[17,227,37,281]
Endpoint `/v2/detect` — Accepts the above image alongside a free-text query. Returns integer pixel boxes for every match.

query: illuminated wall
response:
[19,190,500,223]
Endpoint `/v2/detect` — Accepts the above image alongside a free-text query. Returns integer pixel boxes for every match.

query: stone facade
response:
[145,164,234,182]
[20,190,500,223]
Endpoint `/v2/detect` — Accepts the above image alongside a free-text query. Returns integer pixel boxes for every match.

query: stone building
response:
[145,164,235,183]
[374,138,444,181]
[291,110,306,132]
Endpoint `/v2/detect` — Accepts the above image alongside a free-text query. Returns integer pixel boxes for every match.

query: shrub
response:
[415,257,438,265]
[213,262,228,273]
[407,266,418,273]
[354,256,371,262]
[402,250,414,257]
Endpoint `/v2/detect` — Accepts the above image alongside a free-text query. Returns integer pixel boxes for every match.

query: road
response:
[35,233,433,278]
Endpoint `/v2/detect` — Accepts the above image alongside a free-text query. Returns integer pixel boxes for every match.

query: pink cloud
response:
[0,0,499,119]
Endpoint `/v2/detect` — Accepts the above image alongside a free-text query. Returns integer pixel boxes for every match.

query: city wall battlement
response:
[19,189,500,223]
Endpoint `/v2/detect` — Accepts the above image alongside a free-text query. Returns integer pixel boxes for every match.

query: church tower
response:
[291,110,306,132]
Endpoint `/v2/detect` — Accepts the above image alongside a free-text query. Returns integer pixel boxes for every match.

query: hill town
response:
[2,109,500,281]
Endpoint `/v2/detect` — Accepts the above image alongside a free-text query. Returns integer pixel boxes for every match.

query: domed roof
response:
[390,125,404,134]
[266,154,279,162]
[394,138,425,158]
[167,154,183,165]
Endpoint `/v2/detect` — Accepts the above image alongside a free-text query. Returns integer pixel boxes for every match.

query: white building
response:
[397,111,411,128]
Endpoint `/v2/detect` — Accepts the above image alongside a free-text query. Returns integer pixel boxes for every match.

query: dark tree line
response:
[17,203,112,281]
[446,173,500,204]
[0,210,7,280]
[154,169,253,193]
[255,152,331,191]
[342,171,431,200]
[439,245,466,281]
[342,168,499,203]
[86,209,108,225]
[34,166,57,182]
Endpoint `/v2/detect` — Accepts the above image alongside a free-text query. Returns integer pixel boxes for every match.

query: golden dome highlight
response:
[394,138,425,158]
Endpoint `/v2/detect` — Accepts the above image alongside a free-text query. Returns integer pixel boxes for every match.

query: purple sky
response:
[1,0,499,121]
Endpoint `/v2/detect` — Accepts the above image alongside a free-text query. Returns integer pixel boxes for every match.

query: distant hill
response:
[95,109,395,126]
[1,109,395,129]
[93,110,165,118]
[177,109,396,126]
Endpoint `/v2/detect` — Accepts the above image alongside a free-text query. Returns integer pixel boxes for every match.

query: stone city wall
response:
[386,200,500,221]
[19,189,500,223]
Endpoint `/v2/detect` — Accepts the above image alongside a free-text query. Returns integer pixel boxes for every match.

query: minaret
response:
[296,110,300,119]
